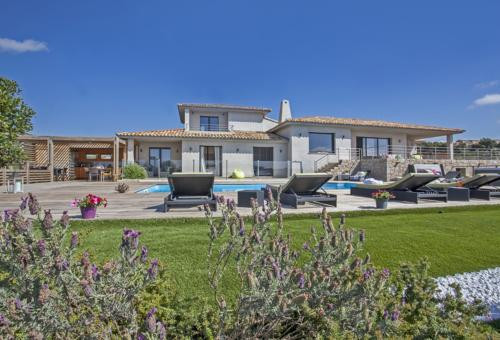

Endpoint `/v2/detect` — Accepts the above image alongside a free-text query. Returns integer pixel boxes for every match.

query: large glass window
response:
[200,116,219,131]
[356,137,391,157]
[149,147,172,176]
[309,133,335,153]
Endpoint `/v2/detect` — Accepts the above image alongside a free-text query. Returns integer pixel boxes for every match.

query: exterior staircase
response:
[317,160,360,180]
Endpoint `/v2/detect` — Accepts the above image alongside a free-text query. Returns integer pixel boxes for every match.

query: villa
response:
[117,100,482,180]
[9,100,499,185]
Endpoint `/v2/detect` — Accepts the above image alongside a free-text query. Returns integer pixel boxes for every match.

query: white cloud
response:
[474,80,500,89]
[0,38,48,53]
[475,80,499,89]
[470,93,500,108]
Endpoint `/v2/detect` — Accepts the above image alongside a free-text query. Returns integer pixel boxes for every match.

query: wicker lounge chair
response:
[428,174,500,201]
[268,173,337,209]
[164,173,217,212]
[350,173,448,203]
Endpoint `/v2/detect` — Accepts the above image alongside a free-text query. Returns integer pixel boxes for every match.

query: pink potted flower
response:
[371,190,395,209]
[72,194,108,219]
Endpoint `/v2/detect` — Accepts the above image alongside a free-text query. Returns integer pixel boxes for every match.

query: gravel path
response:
[435,267,500,321]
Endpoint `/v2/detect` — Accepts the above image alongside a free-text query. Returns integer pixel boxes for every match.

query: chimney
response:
[279,99,292,122]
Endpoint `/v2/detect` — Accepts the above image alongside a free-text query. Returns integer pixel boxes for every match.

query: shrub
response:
[116,182,130,193]
[137,271,217,338]
[204,190,490,338]
[123,163,148,179]
[0,194,164,339]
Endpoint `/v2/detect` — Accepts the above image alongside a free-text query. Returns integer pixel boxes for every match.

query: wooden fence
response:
[0,164,52,186]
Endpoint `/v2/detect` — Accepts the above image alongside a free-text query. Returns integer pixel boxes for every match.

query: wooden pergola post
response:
[113,137,120,181]
[47,138,54,182]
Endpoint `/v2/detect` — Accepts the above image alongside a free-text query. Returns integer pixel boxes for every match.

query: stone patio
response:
[1,180,499,220]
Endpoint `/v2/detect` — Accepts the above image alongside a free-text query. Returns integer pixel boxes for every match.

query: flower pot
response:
[375,198,389,209]
[80,206,97,219]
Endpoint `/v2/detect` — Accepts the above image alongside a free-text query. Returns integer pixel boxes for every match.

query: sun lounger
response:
[350,173,447,203]
[164,172,217,212]
[428,174,500,201]
[268,173,337,208]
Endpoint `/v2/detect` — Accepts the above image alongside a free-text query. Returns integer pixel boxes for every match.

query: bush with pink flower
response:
[72,193,108,208]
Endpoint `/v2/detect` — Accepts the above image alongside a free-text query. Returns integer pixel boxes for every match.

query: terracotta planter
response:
[375,198,389,209]
[80,206,97,219]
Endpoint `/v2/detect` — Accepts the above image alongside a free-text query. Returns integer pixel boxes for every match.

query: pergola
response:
[18,135,127,181]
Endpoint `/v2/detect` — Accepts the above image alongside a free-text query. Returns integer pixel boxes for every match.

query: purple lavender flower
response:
[81,251,90,267]
[257,213,266,224]
[298,274,305,289]
[157,321,166,339]
[61,259,69,271]
[81,280,92,297]
[363,268,374,280]
[60,210,70,228]
[0,314,10,326]
[42,210,53,230]
[28,193,41,215]
[238,217,245,236]
[381,268,390,279]
[137,334,146,340]
[15,298,23,311]
[383,310,389,319]
[302,242,310,251]
[145,307,157,332]
[91,264,100,281]
[123,229,141,249]
[148,259,159,279]
[37,240,46,256]
[327,303,334,310]
[70,232,79,248]
[140,246,148,263]
[272,262,281,280]
[38,284,50,304]
[391,309,400,321]
[20,196,29,211]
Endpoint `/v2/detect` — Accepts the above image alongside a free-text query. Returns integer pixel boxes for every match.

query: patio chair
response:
[164,172,217,212]
[350,173,448,203]
[88,167,101,181]
[428,174,500,201]
[268,173,337,209]
[349,170,370,182]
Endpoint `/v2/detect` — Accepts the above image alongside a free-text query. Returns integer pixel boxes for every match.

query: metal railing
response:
[189,123,230,132]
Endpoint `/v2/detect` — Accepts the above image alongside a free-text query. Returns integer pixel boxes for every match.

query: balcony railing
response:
[189,123,230,132]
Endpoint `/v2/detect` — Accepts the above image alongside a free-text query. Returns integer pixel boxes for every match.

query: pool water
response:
[137,182,356,194]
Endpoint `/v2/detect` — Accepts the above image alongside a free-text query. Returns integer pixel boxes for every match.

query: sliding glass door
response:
[200,146,222,176]
[149,147,171,177]
[356,137,391,158]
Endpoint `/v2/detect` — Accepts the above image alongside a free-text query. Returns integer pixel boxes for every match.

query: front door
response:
[149,147,171,177]
[253,147,273,176]
[200,146,222,176]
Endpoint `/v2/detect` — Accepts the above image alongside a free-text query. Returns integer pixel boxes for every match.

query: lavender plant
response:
[0,194,165,339]
[205,189,489,339]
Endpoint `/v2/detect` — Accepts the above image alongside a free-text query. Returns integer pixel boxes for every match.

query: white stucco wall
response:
[350,129,407,156]
[188,111,228,131]
[227,111,268,131]
[181,139,288,177]
[276,124,352,173]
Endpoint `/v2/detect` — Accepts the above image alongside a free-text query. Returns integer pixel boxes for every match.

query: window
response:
[200,116,219,131]
[356,137,391,157]
[309,133,335,153]
[85,154,97,160]
[100,154,112,160]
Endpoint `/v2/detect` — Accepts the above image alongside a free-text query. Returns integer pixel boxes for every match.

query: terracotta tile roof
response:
[269,116,464,133]
[117,128,285,141]
[177,103,271,113]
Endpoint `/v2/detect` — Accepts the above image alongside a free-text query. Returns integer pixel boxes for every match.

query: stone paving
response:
[1,180,499,220]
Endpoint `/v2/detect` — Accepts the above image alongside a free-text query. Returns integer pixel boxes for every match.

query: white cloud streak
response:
[475,80,499,89]
[0,38,48,53]
[470,93,500,108]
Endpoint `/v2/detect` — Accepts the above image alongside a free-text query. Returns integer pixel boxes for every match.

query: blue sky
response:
[1,1,499,139]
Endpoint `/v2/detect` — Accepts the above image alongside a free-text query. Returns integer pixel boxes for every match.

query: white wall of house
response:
[276,124,352,173]
[188,110,228,131]
[181,139,288,177]
[350,129,407,156]
[135,141,182,164]
[227,111,267,131]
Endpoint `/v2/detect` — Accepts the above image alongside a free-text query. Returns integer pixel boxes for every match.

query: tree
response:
[0,77,36,167]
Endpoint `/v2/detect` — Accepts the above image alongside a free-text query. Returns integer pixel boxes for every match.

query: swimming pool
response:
[137,182,356,194]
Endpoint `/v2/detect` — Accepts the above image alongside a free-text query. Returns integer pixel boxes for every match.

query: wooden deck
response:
[1,180,499,220]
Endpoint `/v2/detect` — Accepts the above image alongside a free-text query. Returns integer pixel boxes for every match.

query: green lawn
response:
[72,204,500,301]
